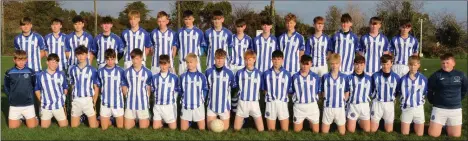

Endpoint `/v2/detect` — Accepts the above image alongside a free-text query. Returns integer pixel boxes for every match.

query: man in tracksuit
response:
[427,53,467,138]
[4,50,38,128]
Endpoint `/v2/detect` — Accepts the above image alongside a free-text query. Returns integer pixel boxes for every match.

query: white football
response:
[210,119,224,133]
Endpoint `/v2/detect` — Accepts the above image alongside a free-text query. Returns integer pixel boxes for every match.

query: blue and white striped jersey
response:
[321,72,350,108]
[45,32,68,71]
[390,35,419,65]
[253,35,279,72]
[151,72,179,105]
[305,34,330,67]
[229,34,253,67]
[329,30,361,73]
[68,65,99,98]
[291,71,321,104]
[235,67,262,101]
[124,66,152,110]
[205,27,233,68]
[65,31,93,66]
[261,67,293,102]
[360,33,390,75]
[179,71,208,110]
[14,31,46,72]
[205,66,236,113]
[91,33,124,65]
[34,70,68,110]
[279,31,305,73]
[397,72,427,109]
[348,73,372,104]
[151,28,178,68]
[176,27,206,63]
[121,28,153,62]
[371,70,401,102]
[97,66,127,109]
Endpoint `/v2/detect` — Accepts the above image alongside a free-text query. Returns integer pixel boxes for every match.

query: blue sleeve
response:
[145,71,152,87]
[117,36,125,53]
[371,75,376,99]
[235,71,240,88]
[200,30,207,49]
[172,32,179,47]
[305,37,311,55]
[328,35,335,52]
[174,77,180,93]
[412,38,419,54]
[427,73,437,104]
[274,37,280,51]
[360,36,366,53]
[174,31,181,49]
[149,76,155,92]
[227,32,233,48]
[321,75,326,95]
[252,38,257,52]
[90,37,98,54]
[461,74,467,100]
[287,75,293,94]
[205,70,211,89]
[34,74,41,91]
[344,76,350,92]
[14,37,20,50]
[354,34,360,53]
[38,35,47,51]
[396,78,402,97]
[178,75,184,94]
[290,76,296,94]
[87,35,94,51]
[299,35,305,51]
[144,32,153,48]
[92,69,100,85]
[316,75,321,94]
[229,71,237,88]
[4,72,10,95]
[261,72,267,91]
[120,70,128,87]
[44,36,50,50]
[62,73,69,90]
[121,32,127,49]
[201,74,209,93]
[64,35,71,52]
[389,38,395,54]
[68,69,75,85]
[383,37,390,52]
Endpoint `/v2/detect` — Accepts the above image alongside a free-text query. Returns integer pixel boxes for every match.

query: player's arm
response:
[39,36,48,58]
[35,91,41,103]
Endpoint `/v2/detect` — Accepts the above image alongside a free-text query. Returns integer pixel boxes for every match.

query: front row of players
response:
[5,45,460,136]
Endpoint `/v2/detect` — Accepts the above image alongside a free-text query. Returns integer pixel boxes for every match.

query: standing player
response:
[360,17,390,76]
[65,15,94,66]
[291,55,321,133]
[205,10,233,69]
[14,17,47,72]
[44,18,68,72]
[122,10,153,69]
[328,13,360,75]
[151,11,178,74]
[253,18,279,73]
[175,10,205,75]
[91,16,124,69]
[390,20,419,77]
[306,16,330,77]
[279,13,305,74]
[229,18,252,74]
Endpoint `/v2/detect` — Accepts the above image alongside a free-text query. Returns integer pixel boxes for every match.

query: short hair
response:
[341,13,352,23]
[328,53,341,63]
[313,16,325,24]
[75,45,88,55]
[157,11,169,19]
[128,10,140,19]
[51,18,63,25]
[101,16,113,24]
[159,55,171,65]
[380,54,393,64]
[284,13,297,22]
[72,16,85,24]
[369,17,382,24]
[130,48,143,59]
[261,18,273,25]
[215,49,227,58]
[183,10,194,18]
[300,55,312,65]
[13,50,27,60]
[47,53,60,62]
[244,50,256,60]
[212,10,224,18]
[272,50,284,59]
[440,53,455,61]
[400,19,412,28]
[354,55,365,64]
[408,55,421,65]
[235,19,246,27]
[19,17,32,26]
[104,48,116,60]
[185,53,198,62]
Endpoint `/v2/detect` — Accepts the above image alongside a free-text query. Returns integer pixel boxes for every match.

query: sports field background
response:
[1,56,467,140]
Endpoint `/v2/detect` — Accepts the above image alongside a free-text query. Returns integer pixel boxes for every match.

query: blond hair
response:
[128,10,140,19]
[284,13,297,22]
[185,53,198,62]
[328,53,341,63]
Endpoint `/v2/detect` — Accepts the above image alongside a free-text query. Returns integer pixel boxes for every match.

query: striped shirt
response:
[151,72,179,105]
[91,33,124,65]
[65,31,93,66]
[151,28,177,68]
[291,71,321,104]
[329,30,361,73]
[398,72,428,109]
[45,32,68,71]
[261,67,292,102]
[253,35,279,72]
[97,66,127,109]
[68,65,99,98]
[348,73,372,104]
[176,27,206,63]
[390,35,419,65]
[121,28,153,62]
[179,71,208,110]
[34,70,68,110]
[279,31,305,73]
[321,72,350,108]
[205,27,233,68]
[124,66,152,110]
[371,70,401,102]
[205,66,236,113]
[305,34,330,67]
[14,31,46,72]
[360,33,390,75]
[229,34,253,67]
[236,67,262,101]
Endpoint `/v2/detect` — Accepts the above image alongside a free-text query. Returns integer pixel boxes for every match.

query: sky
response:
[60,1,467,24]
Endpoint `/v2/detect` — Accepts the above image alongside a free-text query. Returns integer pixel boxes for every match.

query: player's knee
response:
[428,131,441,137]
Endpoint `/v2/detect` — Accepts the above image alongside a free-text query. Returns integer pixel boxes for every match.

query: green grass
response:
[1,56,467,140]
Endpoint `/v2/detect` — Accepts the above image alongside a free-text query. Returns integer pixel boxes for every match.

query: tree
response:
[170,1,205,29]
[325,6,342,35]
[200,1,233,31]
[118,1,152,30]
[345,3,366,34]
[435,14,466,48]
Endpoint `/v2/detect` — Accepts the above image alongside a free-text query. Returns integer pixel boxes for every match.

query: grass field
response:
[1,56,467,140]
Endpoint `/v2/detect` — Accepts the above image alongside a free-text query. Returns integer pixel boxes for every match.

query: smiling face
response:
[285,20,296,31]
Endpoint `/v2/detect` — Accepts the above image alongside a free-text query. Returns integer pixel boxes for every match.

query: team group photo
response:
[1,0,467,140]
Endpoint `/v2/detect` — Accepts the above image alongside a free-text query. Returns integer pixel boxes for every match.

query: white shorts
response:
[40,107,66,121]
[229,65,244,74]
[371,101,394,124]
[124,109,150,120]
[293,103,320,124]
[430,107,462,126]
[401,105,425,124]
[178,57,202,75]
[71,97,96,117]
[181,106,205,122]
[150,66,175,75]
[322,107,346,126]
[9,105,36,120]
[207,109,230,120]
[125,61,146,70]
[265,101,289,120]
[236,100,262,118]
[346,103,371,121]
[153,104,177,123]
[100,105,124,118]
[311,65,328,77]
[391,64,409,78]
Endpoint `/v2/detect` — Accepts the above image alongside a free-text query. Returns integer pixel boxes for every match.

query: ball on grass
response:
[210,119,224,133]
